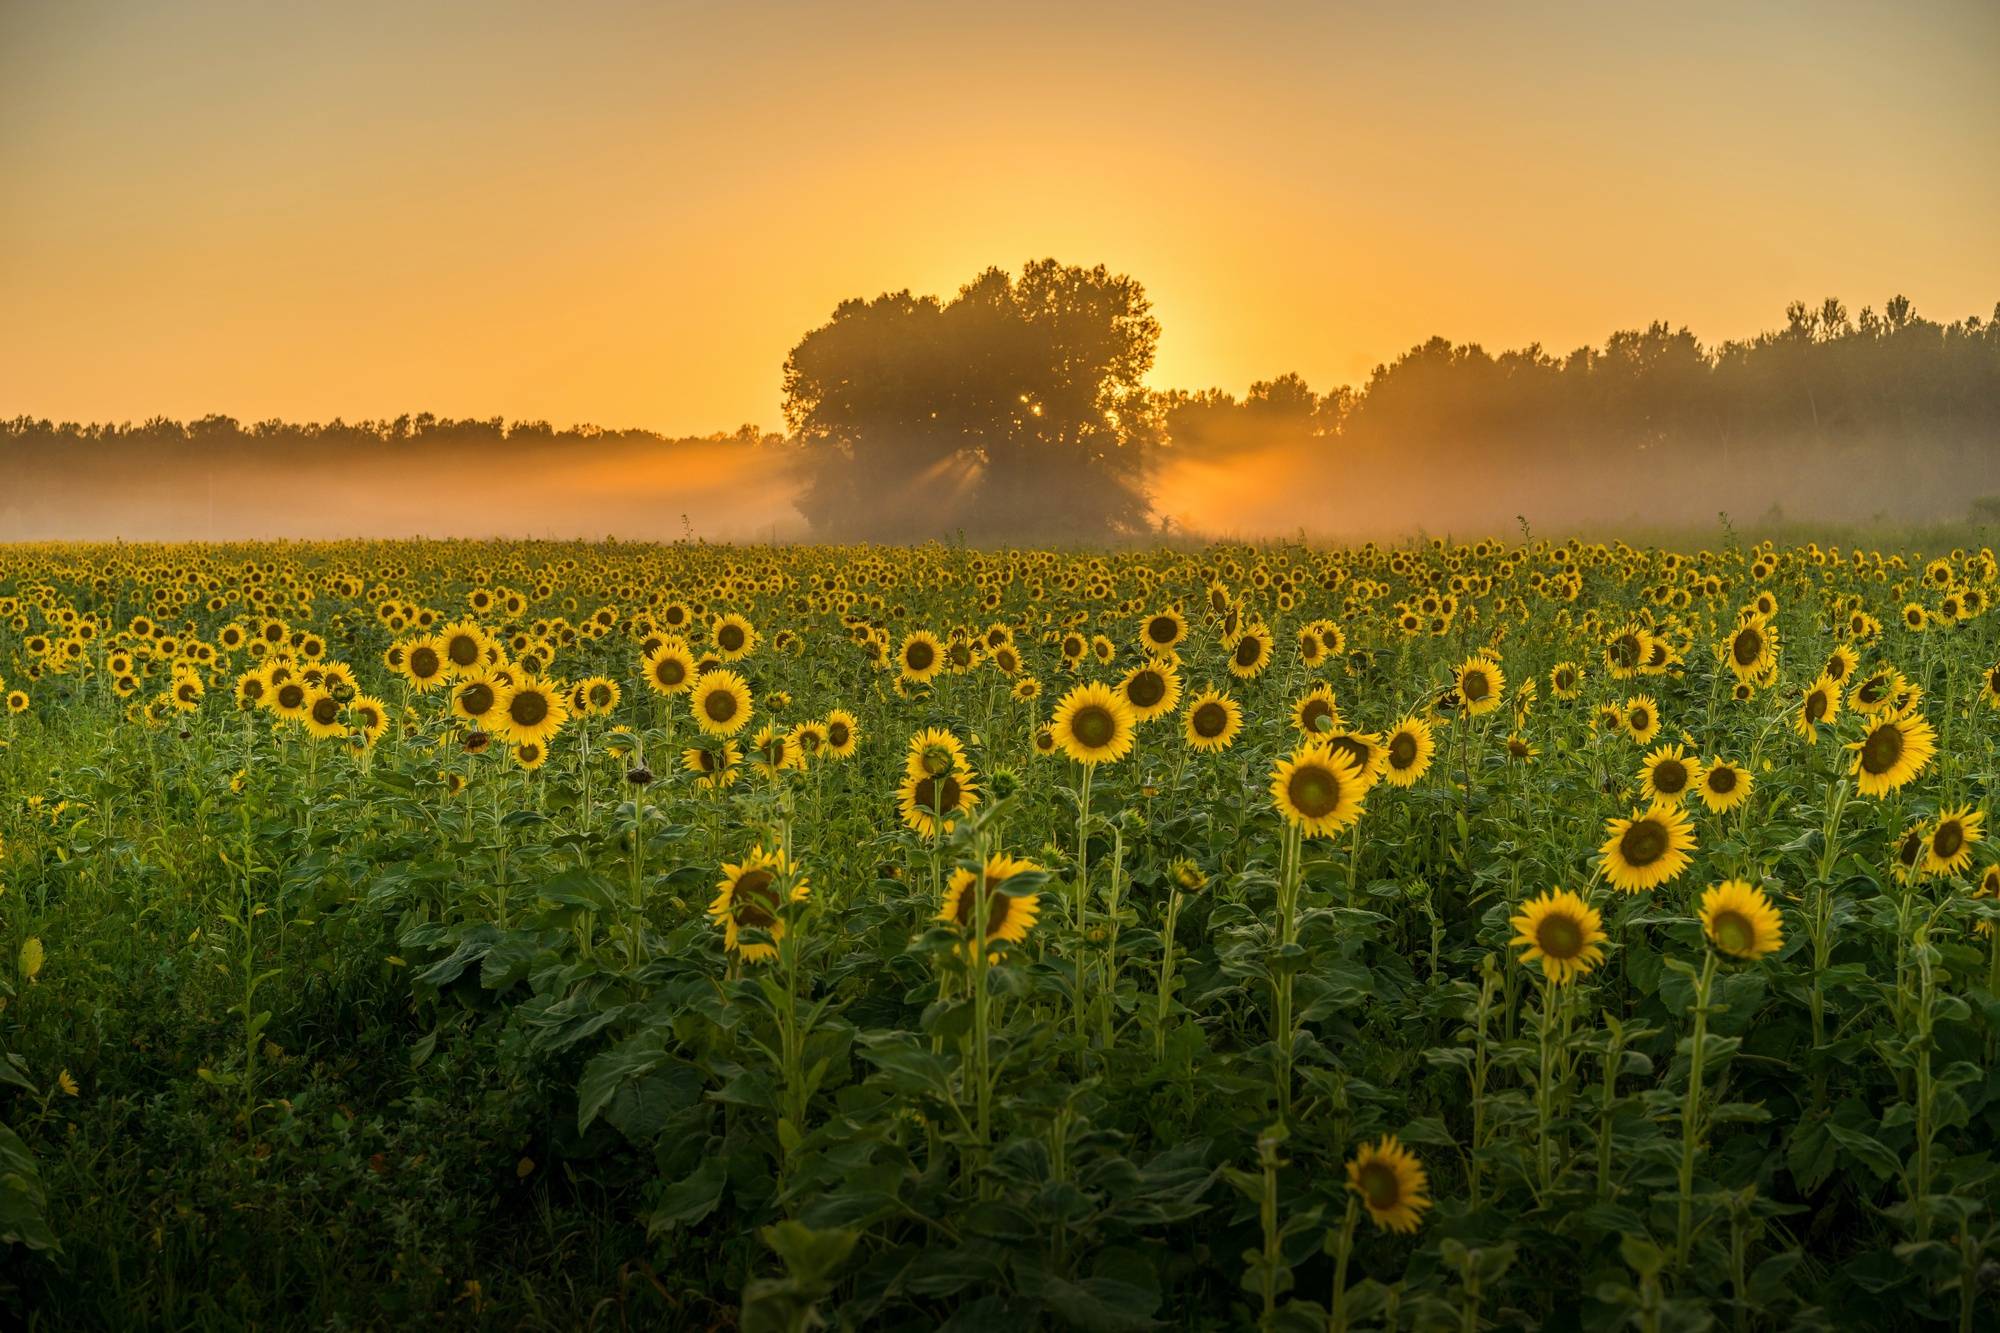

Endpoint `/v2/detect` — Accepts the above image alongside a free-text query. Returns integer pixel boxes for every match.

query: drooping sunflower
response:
[1345,1137,1431,1235]
[1848,710,1936,797]
[898,630,944,684]
[938,852,1042,955]
[1270,742,1367,838]
[1599,802,1697,892]
[1050,681,1136,766]
[1639,743,1703,804]
[1509,889,1609,984]
[1455,655,1505,716]
[1793,672,1842,742]
[642,639,697,696]
[710,846,810,964]
[1291,682,1342,737]
[1700,880,1784,960]
[689,669,754,737]
[1696,759,1752,813]
[1118,659,1181,723]
[1182,686,1242,752]
[897,767,981,837]
[495,674,569,747]
[1380,717,1435,787]
[1923,805,1984,877]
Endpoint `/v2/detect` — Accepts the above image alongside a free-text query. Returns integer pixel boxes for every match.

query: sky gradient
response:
[3,0,1995,435]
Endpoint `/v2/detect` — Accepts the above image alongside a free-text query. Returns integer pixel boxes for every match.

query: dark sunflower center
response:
[1934,822,1964,858]
[410,648,440,677]
[1389,733,1417,766]
[510,691,548,726]
[311,698,339,725]
[1287,764,1341,818]
[448,636,479,667]
[1192,702,1228,737]
[1707,766,1738,793]
[1127,671,1165,708]
[1299,698,1335,732]
[915,775,962,813]
[731,870,779,928]
[1612,635,1640,668]
[656,657,686,686]
[1071,705,1116,749]
[1462,670,1490,701]
[1331,736,1371,769]
[1620,819,1668,866]
[1712,910,1754,955]
[461,683,494,714]
[1653,759,1688,794]
[907,642,935,671]
[1631,709,1652,731]
[1537,913,1584,959]
[704,689,739,723]
[1147,616,1176,643]
[277,683,305,709]
[827,721,849,746]
[1805,691,1828,722]
[719,625,745,651]
[1732,628,1762,666]
[1233,636,1262,668]
[1859,724,1903,775]
[1356,1161,1401,1209]
[1554,668,1575,690]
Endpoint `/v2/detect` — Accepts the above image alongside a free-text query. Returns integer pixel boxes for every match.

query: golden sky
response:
[3,0,1995,435]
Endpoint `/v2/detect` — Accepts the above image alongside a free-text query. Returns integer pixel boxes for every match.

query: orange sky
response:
[3,0,1995,435]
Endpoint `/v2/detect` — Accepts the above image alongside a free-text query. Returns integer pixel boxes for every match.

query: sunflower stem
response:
[1675,949,1718,1270]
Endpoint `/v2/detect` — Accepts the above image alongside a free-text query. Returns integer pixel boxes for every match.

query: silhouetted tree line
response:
[7,270,1997,541]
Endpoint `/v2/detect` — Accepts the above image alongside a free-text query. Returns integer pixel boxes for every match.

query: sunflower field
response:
[1,537,1997,1330]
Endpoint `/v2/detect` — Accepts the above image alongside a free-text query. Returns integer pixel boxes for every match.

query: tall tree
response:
[782,260,1161,542]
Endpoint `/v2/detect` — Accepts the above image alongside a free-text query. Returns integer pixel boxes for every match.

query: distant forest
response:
[5,278,1998,542]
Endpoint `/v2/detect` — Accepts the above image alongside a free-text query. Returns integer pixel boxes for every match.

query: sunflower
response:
[1824,644,1859,686]
[710,846,810,964]
[906,726,969,780]
[1723,615,1778,682]
[1050,682,1136,766]
[711,613,757,661]
[438,621,491,678]
[402,636,449,692]
[1623,695,1662,745]
[1032,724,1059,758]
[1700,880,1784,960]
[1225,623,1274,679]
[1599,802,1697,892]
[898,767,981,837]
[512,740,548,771]
[938,853,1042,955]
[1890,819,1929,884]
[576,675,621,717]
[682,741,742,789]
[1983,663,2000,711]
[1848,710,1936,797]
[642,640,697,696]
[1639,743,1703,803]
[1696,759,1752,813]
[331,695,379,746]
[302,688,347,741]
[1510,889,1609,984]
[1455,655,1505,716]
[1793,672,1842,742]
[1270,742,1367,838]
[1604,625,1652,680]
[689,669,754,737]
[1345,1137,1431,1234]
[169,670,204,713]
[821,708,860,759]
[1849,667,1906,715]
[750,723,802,777]
[1178,685,1241,752]
[495,674,568,747]
[1504,731,1539,764]
[268,677,311,723]
[451,672,505,729]
[1118,660,1181,723]
[1923,805,1984,877]
[1380,717,1435,786]
[899,630,944,683]
[1291,682,1342,737]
